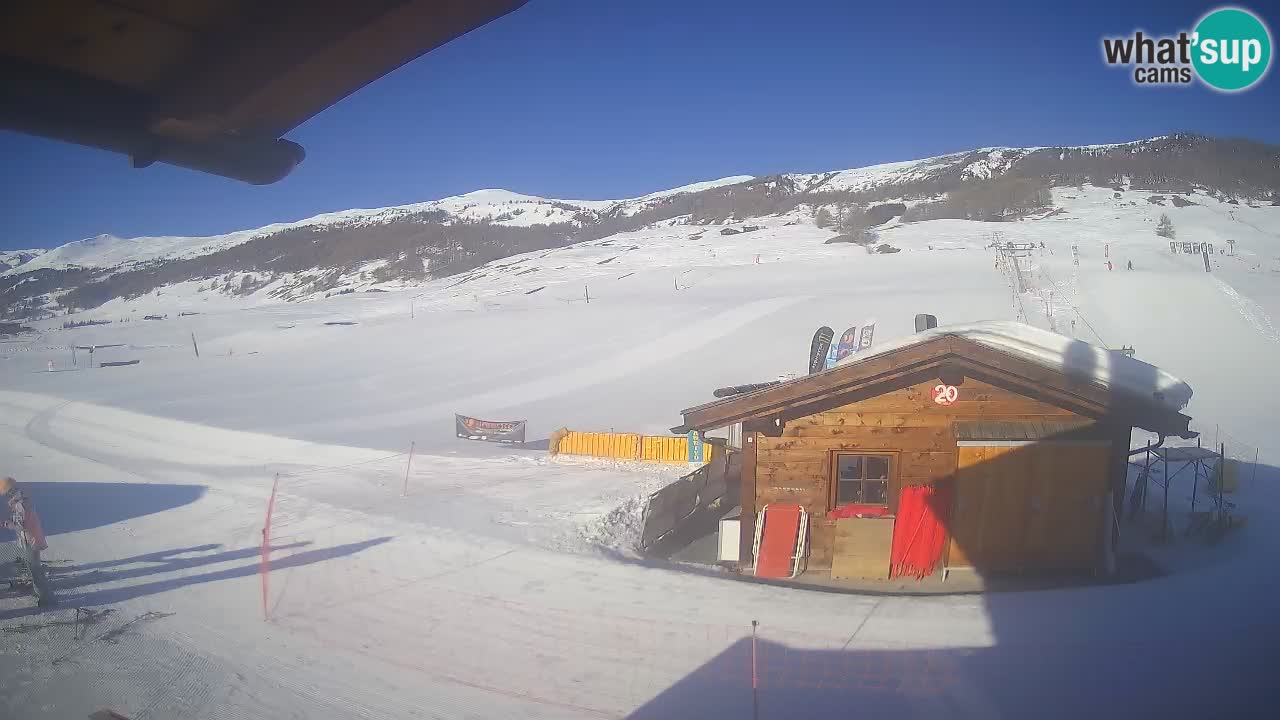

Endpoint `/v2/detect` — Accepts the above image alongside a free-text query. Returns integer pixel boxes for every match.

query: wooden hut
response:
[674,324,1195,581]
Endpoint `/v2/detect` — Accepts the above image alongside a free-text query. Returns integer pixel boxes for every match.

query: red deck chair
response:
[752,504,808,578]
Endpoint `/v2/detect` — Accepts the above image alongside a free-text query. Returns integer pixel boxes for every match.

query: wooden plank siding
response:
[950,444,1110,572]
[950,446,1034,571]
[752,376,1096,569]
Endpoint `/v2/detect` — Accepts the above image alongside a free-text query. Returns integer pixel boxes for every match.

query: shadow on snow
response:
[0,481,206,538]
[628,461,1280,720]
[633,342,1275,718]
[0,537,392,622]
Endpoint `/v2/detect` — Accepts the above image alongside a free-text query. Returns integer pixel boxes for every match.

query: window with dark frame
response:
[833,453,891,506]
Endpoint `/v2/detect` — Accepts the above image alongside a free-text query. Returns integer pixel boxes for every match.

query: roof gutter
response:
[130,134,305,186]
[0,57,305,185]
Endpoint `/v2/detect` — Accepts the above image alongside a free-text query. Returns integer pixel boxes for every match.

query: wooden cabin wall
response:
[752,377,1084,569]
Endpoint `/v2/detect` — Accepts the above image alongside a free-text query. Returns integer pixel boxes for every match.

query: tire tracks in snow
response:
[1211,276,1280,345]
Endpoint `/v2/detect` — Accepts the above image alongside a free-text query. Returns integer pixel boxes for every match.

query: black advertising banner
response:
[455,414,527,444]
[808,326,834,375]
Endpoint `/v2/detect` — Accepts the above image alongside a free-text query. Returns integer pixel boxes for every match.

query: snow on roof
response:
[834,321,1192,412]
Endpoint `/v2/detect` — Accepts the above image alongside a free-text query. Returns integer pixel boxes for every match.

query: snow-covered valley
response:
[3,164,1280,718]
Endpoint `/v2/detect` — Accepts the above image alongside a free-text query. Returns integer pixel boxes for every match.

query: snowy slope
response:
[5,193,608,276]
[784,145,1041,193]
[631,175,755,201]
[3,147,1280,718]
[12,183,1277,439]
[3,183,1278,718]
[606,175,756,216]
[8,181,773,277]
[787,154,964,193]
[8,136,1199,279]
[0,247,45,271]
[784,136,1176,194]
[957,147,1031,179]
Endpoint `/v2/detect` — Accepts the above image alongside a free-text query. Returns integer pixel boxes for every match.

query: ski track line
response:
[1220,206,1280,240]
[282,294,807,435]
[13,394,398,496]
[20,399,263,490]
[1212,276,1280,345]
[1,491,449,715]
[6,396,629,716]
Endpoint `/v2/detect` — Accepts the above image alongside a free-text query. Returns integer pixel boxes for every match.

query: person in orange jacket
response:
[2,476,55,606]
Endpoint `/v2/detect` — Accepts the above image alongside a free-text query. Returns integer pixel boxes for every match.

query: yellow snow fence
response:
[549,428,714,464]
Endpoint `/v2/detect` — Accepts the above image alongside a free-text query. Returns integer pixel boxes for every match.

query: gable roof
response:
[838,322,1192,409]
[676,327,1194,439]
[1,1,526,184]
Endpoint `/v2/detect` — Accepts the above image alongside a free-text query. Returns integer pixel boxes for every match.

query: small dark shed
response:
[675,326,1195,580]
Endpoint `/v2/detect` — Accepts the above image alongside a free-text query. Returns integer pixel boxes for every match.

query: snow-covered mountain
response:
[3,134,1277,320]
[5,178,756,276]
[0,248,45,271]
[0,140,1172,277]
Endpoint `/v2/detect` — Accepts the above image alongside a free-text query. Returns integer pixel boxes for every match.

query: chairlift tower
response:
[998,241,1036,293]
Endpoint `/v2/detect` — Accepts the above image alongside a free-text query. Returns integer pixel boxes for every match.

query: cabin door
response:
[948,444,1110,574]
[949,445,1031,572]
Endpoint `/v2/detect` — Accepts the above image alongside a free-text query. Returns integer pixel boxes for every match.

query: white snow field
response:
[3,185,1280,718]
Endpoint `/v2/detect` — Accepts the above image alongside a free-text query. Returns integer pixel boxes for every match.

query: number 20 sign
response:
[932,384,959,406]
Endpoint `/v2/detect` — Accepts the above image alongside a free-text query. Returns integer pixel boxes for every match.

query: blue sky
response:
[3,0,1277,250]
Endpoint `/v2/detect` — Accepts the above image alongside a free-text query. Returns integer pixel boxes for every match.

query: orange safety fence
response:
[551,428,714,463]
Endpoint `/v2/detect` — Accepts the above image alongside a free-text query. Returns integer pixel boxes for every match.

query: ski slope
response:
[2,184,1279,718]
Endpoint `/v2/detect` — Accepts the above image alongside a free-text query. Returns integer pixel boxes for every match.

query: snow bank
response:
[545,456,693,555]
[573,493,650,555]
[836,321,1193,411]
